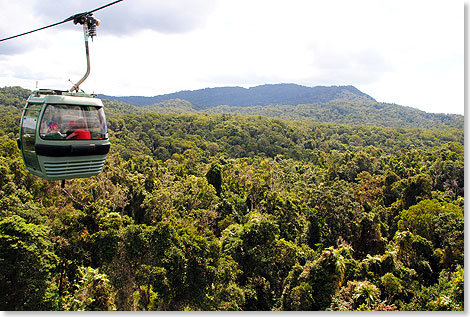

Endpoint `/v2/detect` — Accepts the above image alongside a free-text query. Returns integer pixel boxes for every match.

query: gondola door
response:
[19,101,43,176]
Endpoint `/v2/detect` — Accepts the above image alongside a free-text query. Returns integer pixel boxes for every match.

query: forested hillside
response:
[203,101,463,129]
[100,84,463,129]
[100,84,376,108]
[0,86,464,311]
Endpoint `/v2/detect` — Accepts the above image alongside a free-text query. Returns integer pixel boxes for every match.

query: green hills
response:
[100,84,376,108]
[100,83,463,129]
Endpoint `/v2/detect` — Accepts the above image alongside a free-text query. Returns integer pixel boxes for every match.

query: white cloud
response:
[0,0,464,114]
[33,0,217,36]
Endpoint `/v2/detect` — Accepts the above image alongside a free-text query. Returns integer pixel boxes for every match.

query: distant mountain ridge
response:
[100,84,376,109]
[98,83,463,129]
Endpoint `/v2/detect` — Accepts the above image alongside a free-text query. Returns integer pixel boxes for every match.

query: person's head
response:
[47,122,59,132]
[75,118,86,129]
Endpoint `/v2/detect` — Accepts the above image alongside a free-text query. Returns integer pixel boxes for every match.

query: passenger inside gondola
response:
[44,122,64,139]
[66,118,91,140]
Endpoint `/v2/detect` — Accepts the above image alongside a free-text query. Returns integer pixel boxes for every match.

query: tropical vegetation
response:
[0,86,464,311]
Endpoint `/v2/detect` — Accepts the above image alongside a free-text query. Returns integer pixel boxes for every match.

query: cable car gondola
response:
[15,11,112,181]
[18,89,110,180]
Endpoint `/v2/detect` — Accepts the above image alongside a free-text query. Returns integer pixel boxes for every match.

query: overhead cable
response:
[0,0,123,42]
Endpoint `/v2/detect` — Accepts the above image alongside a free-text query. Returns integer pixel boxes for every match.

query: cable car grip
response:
[69,13,100,93]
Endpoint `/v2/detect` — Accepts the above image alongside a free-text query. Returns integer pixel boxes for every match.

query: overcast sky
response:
[0,0,464,115]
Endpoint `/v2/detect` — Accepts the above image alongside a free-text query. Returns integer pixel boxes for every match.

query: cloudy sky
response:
[0,0,464,114]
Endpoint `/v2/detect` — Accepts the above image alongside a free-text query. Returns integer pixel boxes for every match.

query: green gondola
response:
[18,89,110,180]
[14,11,113,181]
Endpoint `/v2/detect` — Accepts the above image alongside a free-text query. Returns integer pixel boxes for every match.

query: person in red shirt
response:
[66,118,91,140]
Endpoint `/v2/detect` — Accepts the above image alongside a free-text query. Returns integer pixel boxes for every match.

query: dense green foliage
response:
[0,86,464,311]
